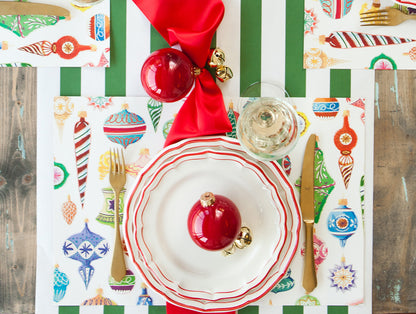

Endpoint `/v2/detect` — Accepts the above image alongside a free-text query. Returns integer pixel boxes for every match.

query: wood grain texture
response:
[0,68,37,313]
[373,70,416,313]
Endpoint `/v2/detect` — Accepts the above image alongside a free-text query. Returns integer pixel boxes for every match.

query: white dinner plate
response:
[124,136,301,312]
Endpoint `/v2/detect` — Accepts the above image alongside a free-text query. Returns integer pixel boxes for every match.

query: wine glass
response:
[237,82,299,161]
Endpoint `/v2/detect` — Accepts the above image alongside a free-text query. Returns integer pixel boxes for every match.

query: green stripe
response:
[240,0,262,97]
[105,0,126,96]
[238,305,259,314]
[150,26,170,52]
[328,305,348,314]
[283,305,303,314]
[60,68,81,96]
[149,305,167,314]
[285,0,306,97]
[104,305,124,314]
[330,69,351,97]
[58,306,79,314]
[207,33,217,81]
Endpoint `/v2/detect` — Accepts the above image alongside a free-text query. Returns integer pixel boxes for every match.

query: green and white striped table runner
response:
[36,0,374,313]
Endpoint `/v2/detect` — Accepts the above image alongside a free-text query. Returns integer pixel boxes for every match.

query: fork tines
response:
[360,10,389,26]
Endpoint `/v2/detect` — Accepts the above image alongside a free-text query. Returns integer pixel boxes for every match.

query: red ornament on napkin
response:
[133,0,232,146]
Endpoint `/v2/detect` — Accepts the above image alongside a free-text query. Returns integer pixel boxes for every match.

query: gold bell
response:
[209,48,226,67]
[216,66,233,82]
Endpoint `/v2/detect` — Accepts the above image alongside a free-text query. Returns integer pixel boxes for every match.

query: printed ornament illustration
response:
[126,148,151,176]
[404,47,416,61]
[163,116,175,139]
[103,104,147,148]
[81,288,116,305]
[271,269,295,293]
[295,140,335,223]
[301,232,328,270]
[137,283,153,305]
[329,257,357,292]
[147,98,163,132]
[0,15,66,38]
[312,98,339,119]
[350,98,365,124]
[320,31,415,49]
[54,96,74,141]
[327,199,358,248]
[53,265,69,302]
[360,175,365,227]
[109,269,136,293]
[61,195,77,225]
[89,14,110,41]
[295,294,320,305]
[304,8,318,34]
[303,48,345,69]
[62,220,109,289]
[297,111,310,136]
[319,0,354,19]
[278,155,291,176]
[334,110,357,189]
[87,96,113,110]
[71,0,104,11]
[18,36,96,59]
[74,111,91,208]
[226,101,238,139]
[54,160,69,190]
[83,51,109,67]
[369,53,397,70]
[96,187,126,227]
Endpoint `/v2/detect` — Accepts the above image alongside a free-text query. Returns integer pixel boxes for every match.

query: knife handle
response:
[302,221,317,294]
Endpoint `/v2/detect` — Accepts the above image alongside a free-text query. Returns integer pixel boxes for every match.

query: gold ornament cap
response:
[200,192,215,207]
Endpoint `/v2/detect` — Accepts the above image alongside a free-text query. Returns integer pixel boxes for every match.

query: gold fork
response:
[360,7,416,26]
[109,148,127,282]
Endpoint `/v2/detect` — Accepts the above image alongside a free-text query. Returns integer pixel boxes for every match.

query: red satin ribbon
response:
[133,0,232,147]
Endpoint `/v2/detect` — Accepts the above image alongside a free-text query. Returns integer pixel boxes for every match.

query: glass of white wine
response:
[237,82,299,161]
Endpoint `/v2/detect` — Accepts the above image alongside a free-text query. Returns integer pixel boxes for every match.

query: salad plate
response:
[124,136,301,312]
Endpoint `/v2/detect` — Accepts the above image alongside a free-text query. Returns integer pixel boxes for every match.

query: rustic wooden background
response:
[0,68,414,313]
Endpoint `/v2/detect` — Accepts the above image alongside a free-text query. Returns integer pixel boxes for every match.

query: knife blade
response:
[0,2,70,17]
[300,133,317,294]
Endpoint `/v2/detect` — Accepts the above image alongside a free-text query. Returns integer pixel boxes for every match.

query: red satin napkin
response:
[133,0,232,147]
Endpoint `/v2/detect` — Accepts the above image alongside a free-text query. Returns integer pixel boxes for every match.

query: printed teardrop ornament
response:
[141,48,195,102]
[103,104,147,148]
[334,110,357,189]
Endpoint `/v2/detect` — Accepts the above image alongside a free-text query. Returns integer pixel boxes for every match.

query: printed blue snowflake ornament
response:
[62,219,109,289]
[327,198,358,248]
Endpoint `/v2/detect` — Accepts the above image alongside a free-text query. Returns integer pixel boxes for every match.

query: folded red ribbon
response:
[133,0,232,147]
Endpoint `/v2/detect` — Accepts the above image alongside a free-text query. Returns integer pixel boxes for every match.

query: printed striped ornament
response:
[74,111,91,208]
[320,31,416,49]
[320,0,354,19]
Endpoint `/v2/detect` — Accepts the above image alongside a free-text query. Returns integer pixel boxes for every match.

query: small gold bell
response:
[216,66,233,82]
[209,48,226,67]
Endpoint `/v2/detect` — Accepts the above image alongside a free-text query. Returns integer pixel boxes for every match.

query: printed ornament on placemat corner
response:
[319,0,354,19]
[96,187,126,227]
[89,14,110,42]
[53,265,69,302]
[103,104,147,148]
[109,269,136,294]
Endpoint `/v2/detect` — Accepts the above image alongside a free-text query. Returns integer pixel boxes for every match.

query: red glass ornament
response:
[188,192,241,251]
[140,48,195,103]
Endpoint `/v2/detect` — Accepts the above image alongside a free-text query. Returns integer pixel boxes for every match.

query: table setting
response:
[30,0,411,313]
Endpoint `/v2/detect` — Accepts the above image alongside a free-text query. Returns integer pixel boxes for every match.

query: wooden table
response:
[0,68,414,313]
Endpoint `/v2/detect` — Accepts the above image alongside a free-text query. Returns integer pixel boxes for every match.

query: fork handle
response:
[111,189,127,282]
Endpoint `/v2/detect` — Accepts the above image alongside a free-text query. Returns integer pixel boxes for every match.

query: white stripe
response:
[124,305,150,314]
[304,306,328,314]
[217,0,241,98]
[79,305,104,314]
[261,0,286,94]
[259,304,283,314]
[126,0,150,97]
[350,69,374,100]
[81,67,106,96]
[306,69,330,98]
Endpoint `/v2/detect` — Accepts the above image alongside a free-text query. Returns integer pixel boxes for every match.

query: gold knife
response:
[300,133,317,294]
[0,2,70,17]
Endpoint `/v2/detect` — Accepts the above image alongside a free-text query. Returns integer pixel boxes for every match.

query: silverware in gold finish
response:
[360,7,416,26]
[300,134,317,294]
[109,148,127,282]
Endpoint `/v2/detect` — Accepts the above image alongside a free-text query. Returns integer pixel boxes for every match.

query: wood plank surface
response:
[373,70,416,313]
[0,68,37,314]
[0,68,415,313]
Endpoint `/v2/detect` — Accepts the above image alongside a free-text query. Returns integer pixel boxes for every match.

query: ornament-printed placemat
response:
[52,95,366,307]
[304,0,416,70]
[0,0,110,67]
